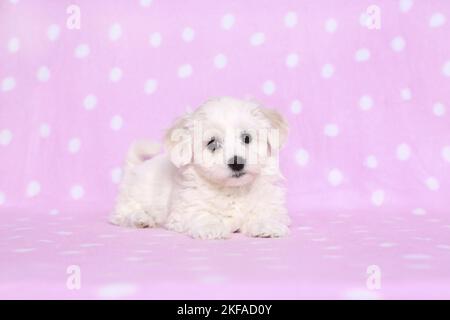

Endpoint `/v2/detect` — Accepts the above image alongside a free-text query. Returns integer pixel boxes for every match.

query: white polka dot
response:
[7,37,20,53]
[181,27,195,42]
[98,283,137,299]
[13,248,36,253]
[144,79,157,94]
[325,18,338,33]
[396,143,411,161]
[391,36,405,52]
[98,234,116,239]
[359,95,373,111]
[213,54,227,69]
[36,66,50,82]
[250,32,265,46]
[70,185,84,200]
[47,24,60,41]
[429,13,446,28]
[200,274,227,284]
[262,80,275,95]
[328,169,343,187]
[109,23,122,41]
[321,63,334,78]
[355,48,370,62]
[221,13,235,30]
[425,177,439,191]
[177,64,192,78]
[39,123,51,138]
[1,76,16,92]
[324,123,339,137]
[435,245,450,252]
[109,67,122,82]
[433,102,446,116]
[442,61,450,77]
[56,231,73,236]
[0,129,12,146]
[149,32,162,47]
[26,180,41,198]
[290,100,302,114]
[412,208,426,216]
[83,94,97,110]
[403,254,432,260]
[60,250,83,255]
[442,146,450,163]
[111,167,122,184]
[371,190,385,206]
[295,149,309,167]
[74,44,90,59]
[344,289,381,300]
[68,138,81,154]
[285,53,299,68]
[80,243,103,248]
[284,11,298,28]
[49,209,59,216]
[139,0,152,7]
[380,242,396,248]
[399,0,413,13]
[365,155,378,169]
[359,12,369,27]
[0,192,5,205]
[311,237,328,242]
[400,87,411,101]
[110,115,123,131]
[9,0,19,5]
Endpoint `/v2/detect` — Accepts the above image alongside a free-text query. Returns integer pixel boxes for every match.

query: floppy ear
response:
[259,107,289,151]
[164,114,193,168]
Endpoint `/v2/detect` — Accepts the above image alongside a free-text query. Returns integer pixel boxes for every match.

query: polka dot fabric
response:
[1,0,450,299]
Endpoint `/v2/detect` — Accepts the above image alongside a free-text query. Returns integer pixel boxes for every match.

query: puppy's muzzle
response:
[227,156,246,172]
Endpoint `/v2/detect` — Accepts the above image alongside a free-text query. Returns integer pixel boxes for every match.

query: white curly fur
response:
[110,97,290,239]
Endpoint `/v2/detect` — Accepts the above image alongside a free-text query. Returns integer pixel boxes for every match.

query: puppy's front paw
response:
[243,220,289,238]
[111,212,156,228]
[188,222,231,240]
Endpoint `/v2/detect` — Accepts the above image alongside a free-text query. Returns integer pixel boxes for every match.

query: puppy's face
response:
[165,97,288,187]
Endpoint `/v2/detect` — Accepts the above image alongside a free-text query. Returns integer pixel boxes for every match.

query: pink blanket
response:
[1,0,449,299]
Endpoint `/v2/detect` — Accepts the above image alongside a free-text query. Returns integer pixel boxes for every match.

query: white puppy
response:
[110,97,290,239]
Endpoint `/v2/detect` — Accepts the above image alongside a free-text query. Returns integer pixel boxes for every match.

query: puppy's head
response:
[165,97,288,187]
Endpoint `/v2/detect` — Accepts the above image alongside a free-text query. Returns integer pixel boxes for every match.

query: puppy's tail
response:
[125,140,161,169]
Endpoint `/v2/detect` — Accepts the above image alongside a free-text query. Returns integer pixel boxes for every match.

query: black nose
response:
[227,156,246,172]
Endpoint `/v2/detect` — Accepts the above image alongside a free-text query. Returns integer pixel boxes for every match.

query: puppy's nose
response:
[227,156,246,172]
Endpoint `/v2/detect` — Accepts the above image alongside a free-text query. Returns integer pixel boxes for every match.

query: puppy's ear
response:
[164,114,193,168]
[259,107,289,150]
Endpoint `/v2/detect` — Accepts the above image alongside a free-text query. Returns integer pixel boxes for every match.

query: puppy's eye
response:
[206,137,221,152]
[241,133,252,144]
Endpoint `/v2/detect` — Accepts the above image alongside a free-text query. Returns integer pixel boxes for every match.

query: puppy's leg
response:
[166,210,232,240]
[187,213,232,240]
[241,186,290,238]
[241,215,290,238]
[110,199,157,228]
[110,140,163,228]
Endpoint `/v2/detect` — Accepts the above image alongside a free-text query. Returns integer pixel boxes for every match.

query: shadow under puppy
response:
[111,97,290,239]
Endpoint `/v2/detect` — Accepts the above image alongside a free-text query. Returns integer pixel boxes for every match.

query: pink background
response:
[1,0,450,299]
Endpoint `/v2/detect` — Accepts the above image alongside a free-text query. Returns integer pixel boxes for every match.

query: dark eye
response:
[241,133,252,144]
[206,137,221,152]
